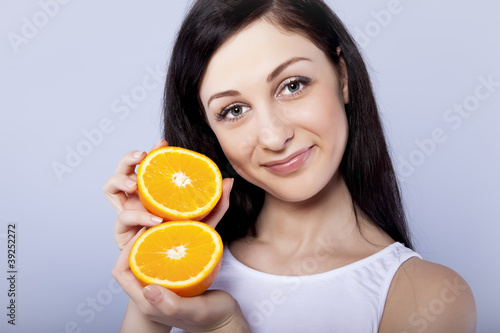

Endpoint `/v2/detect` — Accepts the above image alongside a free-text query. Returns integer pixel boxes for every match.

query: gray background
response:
[1,0,498,332]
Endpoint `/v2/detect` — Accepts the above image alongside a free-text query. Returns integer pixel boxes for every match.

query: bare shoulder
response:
[379,257,477,333]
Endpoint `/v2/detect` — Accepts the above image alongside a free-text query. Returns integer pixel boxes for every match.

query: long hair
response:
[162,0,413,249]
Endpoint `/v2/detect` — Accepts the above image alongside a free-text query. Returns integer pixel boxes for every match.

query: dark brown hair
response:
[162,0,413,249]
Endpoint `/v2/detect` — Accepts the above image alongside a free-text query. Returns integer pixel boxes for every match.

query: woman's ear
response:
[336,47,349,104]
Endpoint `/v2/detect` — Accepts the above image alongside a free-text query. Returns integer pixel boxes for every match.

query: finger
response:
[115,210,163,234]
[103,174,138,195]
[143,286,234,326]
[150,139,169,151]
[203,178,234,229]
[115,228,142,251]
[112,227,147,296]
[115,150,146,175]
[114,210,162,249]
[114,226,145,270]
[103,174,138,213]
[143,284,181,312]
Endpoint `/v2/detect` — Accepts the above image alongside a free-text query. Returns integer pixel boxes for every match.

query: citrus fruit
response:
[137,146,223,221]
[129,221,223,297]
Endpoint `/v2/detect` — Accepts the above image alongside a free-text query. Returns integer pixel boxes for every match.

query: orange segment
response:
[137,146,223,220]
[129,221,223,297]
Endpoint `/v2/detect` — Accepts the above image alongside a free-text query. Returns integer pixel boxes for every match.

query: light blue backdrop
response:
[1,0,498,332]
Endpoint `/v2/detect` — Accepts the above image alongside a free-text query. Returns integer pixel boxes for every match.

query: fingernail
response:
[154,139,166,147]
[133,150,144,158]
[143,285,162,304]
[126,179,137,188]
[151,216,163,224]
[151,139,167,150]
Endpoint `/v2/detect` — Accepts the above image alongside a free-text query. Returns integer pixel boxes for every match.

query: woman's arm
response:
[121,299,171,333]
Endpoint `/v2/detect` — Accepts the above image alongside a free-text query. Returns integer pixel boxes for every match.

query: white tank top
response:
[171,242,421,333]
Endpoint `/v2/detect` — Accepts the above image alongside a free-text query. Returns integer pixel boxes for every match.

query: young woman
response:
[104,0,477,332]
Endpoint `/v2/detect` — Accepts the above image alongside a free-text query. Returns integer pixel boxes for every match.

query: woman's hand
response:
[113,230,251,333]
[104,140,248,332]
[103,140,169,249]
[103,139,233,249]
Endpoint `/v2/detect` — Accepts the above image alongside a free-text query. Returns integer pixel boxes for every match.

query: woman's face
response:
[199,20,349,203]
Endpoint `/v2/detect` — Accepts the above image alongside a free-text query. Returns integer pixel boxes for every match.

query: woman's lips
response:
[262,146,314,175]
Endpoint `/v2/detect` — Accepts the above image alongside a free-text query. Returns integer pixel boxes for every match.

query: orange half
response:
[137,146,223,220]
[129,221,223,297]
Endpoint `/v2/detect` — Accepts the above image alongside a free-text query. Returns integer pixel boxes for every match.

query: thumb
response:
[203,178,234,229]
[142,285,188,320]
[143,284,168,304]
[143,285,236,327]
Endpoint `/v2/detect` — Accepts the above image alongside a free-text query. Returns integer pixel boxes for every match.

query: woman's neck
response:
[253,172,394,252]
[256,172,361,248]
[230,173,394,275]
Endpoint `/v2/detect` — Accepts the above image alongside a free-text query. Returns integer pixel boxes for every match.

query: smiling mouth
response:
[262,145,314,174]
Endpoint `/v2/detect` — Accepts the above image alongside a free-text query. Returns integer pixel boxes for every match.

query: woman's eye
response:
[216,104,250,122]
[229,105,244,117]
[278,76,311,97]
[286,82,301,93]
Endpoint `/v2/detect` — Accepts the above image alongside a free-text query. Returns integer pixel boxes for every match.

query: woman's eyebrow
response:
[207,57,311,107]
[267,57,311,83]
[207,90,241,107]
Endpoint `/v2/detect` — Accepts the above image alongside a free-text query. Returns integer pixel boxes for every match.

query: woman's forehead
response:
[199,20,325,98]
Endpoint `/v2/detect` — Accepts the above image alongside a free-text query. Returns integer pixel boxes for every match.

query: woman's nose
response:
[257,107,294,151]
